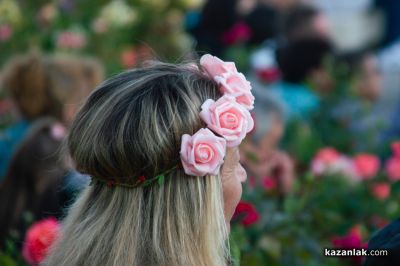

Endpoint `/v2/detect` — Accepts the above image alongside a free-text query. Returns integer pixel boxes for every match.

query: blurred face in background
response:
[289,12,331,42]
[236,0,257,16]
[260,112,284,152]
[312,13,330,39]
[355,54,382,102]
[309,64,335,95]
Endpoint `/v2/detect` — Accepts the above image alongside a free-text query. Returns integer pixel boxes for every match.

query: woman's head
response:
[355,53,382,102]
[46,59,250,265]
[250,88,285,149]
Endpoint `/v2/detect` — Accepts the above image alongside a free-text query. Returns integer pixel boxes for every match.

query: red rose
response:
[22,217,61,265]
[233,201,260,227]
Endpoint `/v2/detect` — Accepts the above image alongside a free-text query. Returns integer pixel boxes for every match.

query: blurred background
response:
[1,0,400,265]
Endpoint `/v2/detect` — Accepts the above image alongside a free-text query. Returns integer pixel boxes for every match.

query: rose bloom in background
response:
[22,218,61,265]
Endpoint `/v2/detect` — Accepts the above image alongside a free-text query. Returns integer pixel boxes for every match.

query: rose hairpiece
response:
[179,54,254,177]
[91,54,254,188]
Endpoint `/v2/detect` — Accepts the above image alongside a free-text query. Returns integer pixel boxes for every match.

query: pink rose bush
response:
[353,154,380,180]
[371,182,390,200]
[311,147,356,178]
[180,128,226,176]
[331,226,367,266]
[311,148,341,176]
[331,227,365,250]
[385,141,400,181]
[56,30,87,50]
[22,217,61,265]
[310,148,384,181]
[200,95,254,147]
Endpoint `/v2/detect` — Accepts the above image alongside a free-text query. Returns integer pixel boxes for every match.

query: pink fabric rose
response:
[353,154,380,180]
[200,54,236,78]
[22,217,61,265]
[214,72,254,110]
[200,95,254,147]
[180,128,226,176]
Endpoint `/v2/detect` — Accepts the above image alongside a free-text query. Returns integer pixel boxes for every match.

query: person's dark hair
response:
[283,4,319,41]
[336,50,374,79]
[276,37,333,83]
[0,119,68,246]
[192,0,239,55]
[244,4,279,44]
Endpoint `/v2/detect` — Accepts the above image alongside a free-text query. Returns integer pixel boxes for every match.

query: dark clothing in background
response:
[364,218,400,266]
[375,0,400,46]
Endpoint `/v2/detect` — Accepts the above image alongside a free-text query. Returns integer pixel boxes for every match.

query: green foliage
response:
[0,0,202,74]
[233,170,400,266]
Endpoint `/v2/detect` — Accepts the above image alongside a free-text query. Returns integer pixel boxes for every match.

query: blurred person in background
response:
[192,0,289,56]
[0,119,68,247]
[0,52,103,180]
[282,4,330,43]
[332,52,385,151]
[191,0,240,56]
[270,37,334,121]
[240,88,295,195]
[242,2,280,46]
[261,0,301,12]
[248,4,331,88]
[0,52,103,247]
[381,96,400,145]
[355,54,382,103]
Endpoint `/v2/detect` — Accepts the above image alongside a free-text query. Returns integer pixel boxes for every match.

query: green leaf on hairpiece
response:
[157,175,165,185]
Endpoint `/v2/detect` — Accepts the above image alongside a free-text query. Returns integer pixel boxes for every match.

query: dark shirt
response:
[364,218,400,266]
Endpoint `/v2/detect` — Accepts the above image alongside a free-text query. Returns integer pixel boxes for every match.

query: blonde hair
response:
[44,62,230,266]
